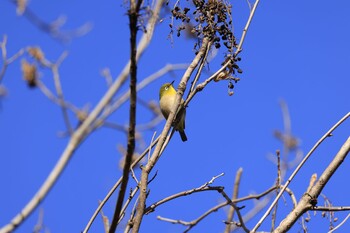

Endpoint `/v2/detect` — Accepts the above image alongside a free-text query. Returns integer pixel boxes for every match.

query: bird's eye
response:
[165,86,169,90]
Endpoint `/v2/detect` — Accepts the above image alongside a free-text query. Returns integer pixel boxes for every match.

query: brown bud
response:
[16,0,27,15]
[21,59,37,88]
[28,47,45,62]
[76,110,88,122]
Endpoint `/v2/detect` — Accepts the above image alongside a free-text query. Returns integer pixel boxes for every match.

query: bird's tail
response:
[179,130,187,142]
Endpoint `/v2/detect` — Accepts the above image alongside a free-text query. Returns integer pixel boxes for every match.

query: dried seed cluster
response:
[169,0,236,53]
[169,0,243,90]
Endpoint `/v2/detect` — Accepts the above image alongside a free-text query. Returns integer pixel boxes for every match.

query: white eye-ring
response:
[165,86,169,90]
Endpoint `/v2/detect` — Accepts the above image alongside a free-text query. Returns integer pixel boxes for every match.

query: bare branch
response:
[36,80,81,116]
[217,189,250,232]
[271,150,281,231]
[131,37,211,232]
[51,53,73,135]
[26,47,73,135]
[274,136,350,233]
[0,35,25,84]
[252,112,350,232]
[187,204,227,232]
[184,0,260,109]
[188,40,212,94]
[145,174,224,214]
[101,68,113,87]
[311,206,350,212]
[235,0,260,55]
[108,0,142,230]
[0,0,163,230]
[82,136,160,233]
[224,168,243,233]
[33,208,46,233]
[157,216,190,225]
[98,201,110,233]
[118,187,140,225]
[328,213,350,233]
[96,63,188,131]
[12,0,92,42]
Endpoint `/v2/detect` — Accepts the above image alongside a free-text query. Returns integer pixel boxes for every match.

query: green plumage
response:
[159,82,187,142]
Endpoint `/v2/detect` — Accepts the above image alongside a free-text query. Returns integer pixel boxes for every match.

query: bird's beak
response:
[170,80,175,85]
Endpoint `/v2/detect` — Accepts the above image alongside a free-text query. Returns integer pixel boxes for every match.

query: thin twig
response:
[284,187,297,208]
[218,189,250,233]
[274,136,350,233]
[145,173,224,214]
[150,175,283,233]
[0,35,25,84]
[183,0,260,109]
[271,150,281,231]
[234,187,277,203]
[156,185,280,233]
[148,132,157,161]
[130,168,139,185]
[252,112,350,232]
[0,0,162,229]
[101,68,113,87]
[82,136,160,233]
[224,168,243,233]
[36,51,73,135]
[235,0,260,56]
[124,194,140,233]
[311,206,350,212]
[33,208,45,233]
[36,80,80,114]
[95,63,188,131]
[118,187,140,225]
[51,53,73,135]
[11,0,92,42]
[157,216,189,225]
[188,40,212,94]
[184,203,227,232]
[98,201,110,233]
[136,115,163,131]
[154,178,245,233]
[328,213,350,233]
[131,37,211,233]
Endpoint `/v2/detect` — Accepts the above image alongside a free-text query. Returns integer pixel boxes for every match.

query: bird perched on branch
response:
[159,81,187,142]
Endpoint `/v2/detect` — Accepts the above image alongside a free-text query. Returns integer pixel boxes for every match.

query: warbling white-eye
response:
[159,81,187,142]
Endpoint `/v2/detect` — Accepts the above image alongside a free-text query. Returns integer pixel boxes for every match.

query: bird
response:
[159,81,187,142]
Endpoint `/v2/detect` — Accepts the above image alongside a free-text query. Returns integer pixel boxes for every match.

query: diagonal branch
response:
[252,112,350,232]
[184,0,260,108]
[108,0,142,231]
[93,63,188,131]
[274,136,350,233]
[131,36,211,233]
[0,0,163,231]
[11,0,92,42]
[82,136,160,233]
[224,168,243,233]
[0,35,25,84]
[39,51,73,135]
[328,213,350,233]
[145,173,224,214]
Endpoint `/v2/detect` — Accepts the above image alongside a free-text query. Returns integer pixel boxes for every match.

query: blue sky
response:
[0,0,350,232]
